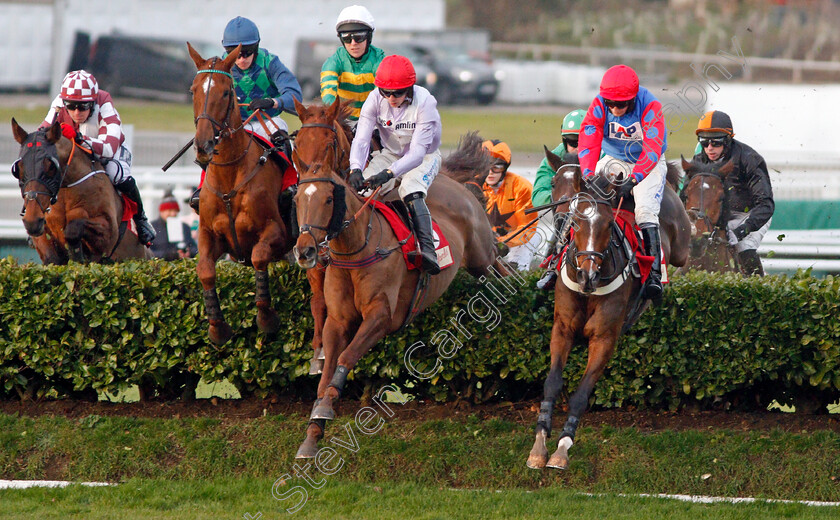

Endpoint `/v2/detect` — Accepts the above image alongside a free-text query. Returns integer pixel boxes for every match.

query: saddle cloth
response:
[371,200,454,271]
[247,130,299,192]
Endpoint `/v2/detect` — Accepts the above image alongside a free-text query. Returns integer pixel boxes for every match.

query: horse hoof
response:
[208,322,233,346]
[310,402,335,421]
[527,431,549,469]
[257,308,280,335]
[309,358,324,375]
[546,437,573,470]
[295,437,320,459]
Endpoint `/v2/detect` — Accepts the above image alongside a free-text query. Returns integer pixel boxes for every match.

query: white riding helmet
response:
[335,5,375,33]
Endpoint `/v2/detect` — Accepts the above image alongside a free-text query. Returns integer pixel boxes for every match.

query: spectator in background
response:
[481,140,540,271]
[321,5,385,124]
[151,191,197,260]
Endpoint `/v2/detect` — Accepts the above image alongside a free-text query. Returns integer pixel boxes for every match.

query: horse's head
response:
[11,118,67,236]
[681,156,733,253]
[292,163,350,269]
[187,42,240,166]
[293,98,353,177]
[566,166,616,293]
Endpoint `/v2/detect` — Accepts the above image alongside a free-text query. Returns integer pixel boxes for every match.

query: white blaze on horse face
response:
[303,183,318,201]
[702,182,711,190]
[202,77,214,94]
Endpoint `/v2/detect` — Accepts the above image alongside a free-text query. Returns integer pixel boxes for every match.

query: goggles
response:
[339,31,369,44]
[603,98,631,109]
[225,44,258,59]
[699,137,727,148]
[63,101,93,112]
[378,87,410,98]
[563,136,579,148]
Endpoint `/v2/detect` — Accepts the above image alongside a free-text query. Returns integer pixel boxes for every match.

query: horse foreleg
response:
[528,320,575,469]
[313,295,390,422]
[197,241,232,346]
[297,315,352,459]
[306,267,328,375]
[252,240,280,335]
[548,333,617,470]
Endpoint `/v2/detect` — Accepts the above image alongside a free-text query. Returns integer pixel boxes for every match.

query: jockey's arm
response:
[532,142,566,207]
[349,97,377,171]
[578,99,606,178]
[629,100,666,182]
[267,57,302,116]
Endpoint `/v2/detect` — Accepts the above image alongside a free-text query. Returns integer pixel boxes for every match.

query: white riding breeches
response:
[104,145,132,185]
[245,115,288,142]
[596,154,667,226]
[364,149,441,199]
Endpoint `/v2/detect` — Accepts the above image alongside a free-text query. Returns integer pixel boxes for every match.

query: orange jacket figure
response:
[483,171,537,247]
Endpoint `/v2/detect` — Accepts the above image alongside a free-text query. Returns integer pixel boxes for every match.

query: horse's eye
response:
[326,196,334,204]
[551,178,557,188]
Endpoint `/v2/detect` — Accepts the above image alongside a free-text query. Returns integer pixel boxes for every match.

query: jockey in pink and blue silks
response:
[578,64,668,300]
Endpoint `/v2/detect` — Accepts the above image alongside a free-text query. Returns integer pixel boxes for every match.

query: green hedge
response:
[1,257,838,410]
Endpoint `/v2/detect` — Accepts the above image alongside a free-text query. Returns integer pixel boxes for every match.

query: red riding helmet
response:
[374,55,416,90]
[60,70,99,102]
[599,64,639,101]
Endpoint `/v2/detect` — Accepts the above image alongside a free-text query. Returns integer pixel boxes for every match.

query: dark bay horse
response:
[681,157,741,273]
[290,98,356,374]
[10,119,150,263]
[527,148,690,470]
[291,138,511,458]
[188,43,299,345]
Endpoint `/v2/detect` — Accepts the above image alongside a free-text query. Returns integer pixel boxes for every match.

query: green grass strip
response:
[1,413,838,503]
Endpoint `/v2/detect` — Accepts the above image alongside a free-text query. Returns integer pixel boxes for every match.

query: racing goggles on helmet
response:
[63,100,93,112]
[339,31,369,44]
[225,44,259,59]
[378,87,410,98]
[562,135,579,148]
[603,98,632,109]
[699,137,728,148]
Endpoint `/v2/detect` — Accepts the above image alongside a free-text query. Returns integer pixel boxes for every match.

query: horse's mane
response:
[440,131,493,206]
[666,161,683,191]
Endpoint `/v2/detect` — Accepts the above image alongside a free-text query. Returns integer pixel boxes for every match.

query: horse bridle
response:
[292,122,350,177]
[13,129,100,216]
[565,194,624,280]
[296,175,383,257]
[194,60,252,166]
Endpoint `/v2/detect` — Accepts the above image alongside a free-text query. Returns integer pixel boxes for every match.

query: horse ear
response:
[221,45,239,70]
[327,97,341,121]
[293,98,308,120]
[718,159,735,178]
[572,164,583,193]
[186,42,205,69]
[680,154,693,174]
[46,120,61,143]
[544,145,564,172]
[11,117,28,145]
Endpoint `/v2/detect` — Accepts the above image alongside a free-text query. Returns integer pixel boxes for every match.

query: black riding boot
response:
[738,249,765,277]
[189,186,201,213]
[405,192,441,275]
[640,223,663,301]
[116,177,156,246]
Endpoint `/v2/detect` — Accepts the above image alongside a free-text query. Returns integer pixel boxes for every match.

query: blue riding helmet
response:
[222,16,260,46]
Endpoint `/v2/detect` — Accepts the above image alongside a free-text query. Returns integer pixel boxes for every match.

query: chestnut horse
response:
[681,157,742,274]
[290,98,356,374]
[527,148,690,470]
[188,43,305,345]
[10,119,150,264]
[291,137,509,458]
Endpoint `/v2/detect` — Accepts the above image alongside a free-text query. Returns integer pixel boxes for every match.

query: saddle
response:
[371,200,454,271]
[247,130,298,192]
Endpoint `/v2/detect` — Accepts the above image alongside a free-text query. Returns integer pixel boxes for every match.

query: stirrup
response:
[189,189,201,213]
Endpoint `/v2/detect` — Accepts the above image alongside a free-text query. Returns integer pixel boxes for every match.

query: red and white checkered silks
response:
[44,90,126,162]
[60,70,99,102]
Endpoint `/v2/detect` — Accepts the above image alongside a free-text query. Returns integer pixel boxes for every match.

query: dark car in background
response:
[69,32,218,102]
[384,43,502,105]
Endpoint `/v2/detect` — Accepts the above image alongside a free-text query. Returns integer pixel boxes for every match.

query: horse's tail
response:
[666,161,683,191]
[440,130,492,205]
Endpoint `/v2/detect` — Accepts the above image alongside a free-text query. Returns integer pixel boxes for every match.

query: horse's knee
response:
[64,219,87,244]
